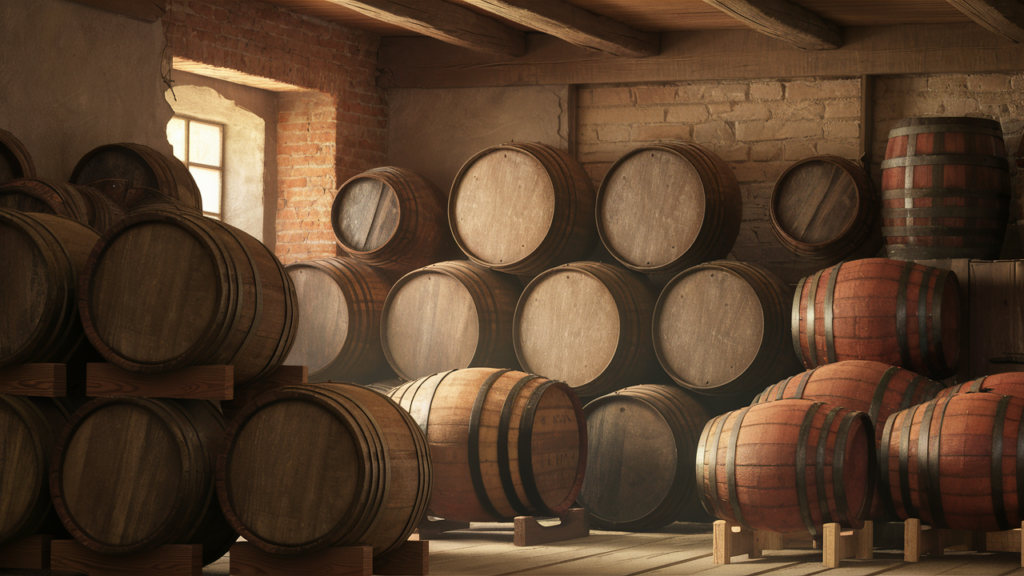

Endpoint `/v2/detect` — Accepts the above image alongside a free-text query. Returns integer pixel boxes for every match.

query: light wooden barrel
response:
[792,258,960,380]
[449,142,597,276]
[881,117,1010,260]
[79,210,298,384]
[879,393,1024,532]
[381,260,521,381]
[579,385,709,531]
[514,261,659,400]
[936,372,1024,400]
[218,382,431,557]
[0,210,100,368]
[0,128,35,182]
[596,143,741,276]
[696,399,875,535]
[389,368,587,522]
[71,143,202,210]
[770,156,879,262]
[283,257,392,383]
[332,166,455,274]
[50,398,237,565]
[0,178,127,234]
[653,260,801,399]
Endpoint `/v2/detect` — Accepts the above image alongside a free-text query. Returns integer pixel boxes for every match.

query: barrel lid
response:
[0,396,47,541]
[771,157,860,245]
[0,211,59,364]
[283,263,351,374]
[333,176,400,253]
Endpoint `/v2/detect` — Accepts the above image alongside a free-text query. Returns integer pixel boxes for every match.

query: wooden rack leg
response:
[982,521,1024,567]
[823,521,873,568]
[51,540,201,576]
[229,542,371,576]
[514,508,589,547]
[714,521,758,564]
[0,534,52,569]
[374,540,429,575]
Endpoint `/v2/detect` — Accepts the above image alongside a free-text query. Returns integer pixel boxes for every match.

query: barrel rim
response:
[0,394,49,542]
[331,168,404,256]
[769,155,868,251]
[0,128,37,179]
[70,143,201,209]
[889,116,1003,132]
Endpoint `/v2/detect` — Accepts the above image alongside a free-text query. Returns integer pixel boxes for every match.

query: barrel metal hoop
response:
[518,381,558,516]
[878,412,899,518]
[726,406,753,531]
[881,154,1009,171]
[408,370,456,436]
[832,411,859,525]
[881,206,1008,219]
[917,267,936,377]
[904,133,918,190]
[776,377,793,401]
[1016,410,1024,527]
[815,407,842,525]
[882,225,1007,237]
[927,398,950,528]
[824,262,843,364]
[794,370,814,399]
[888,124,1004,139]
[797,402,824,536]
[468,369,513,521]
[899,376,925,410]
[806,270,825,367]
[898,404,921,519]
[706,415,730,520]
[881,188,1010,200]
[896,261,914,370]
[496,374,543,517]
[992,396,1011,531]
[869,367,901,426]
[930,270,950,375]
[792,276,808,366]
[971,376,988,393]
[916,400,938,524]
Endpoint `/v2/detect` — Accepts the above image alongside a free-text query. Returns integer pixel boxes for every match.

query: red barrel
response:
[935,372,1024,400]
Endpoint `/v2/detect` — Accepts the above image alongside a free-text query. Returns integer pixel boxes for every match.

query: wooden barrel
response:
[653,260,801,399]
[0,178,127,234]
[366,378,404,395]
[381,261,521,381]
[79,210,298,384]
[218,382,431,556]
[514,261,659,400]
[579,385,709,531]
[696,399,875,535]
[881,117,1010,260]
[936,372,1024,400]
[283,257,392,383]
[70,143,202,210]
[770,156,879,262]
[0,128,35,182]
[792,258,960,380]
[50,398,237,564]
[879,393,1024,532]
[331,166,455,275]
[389,368,587,522]
[596,143,741,276]
[0,210,100,368]
[449,142,597,276]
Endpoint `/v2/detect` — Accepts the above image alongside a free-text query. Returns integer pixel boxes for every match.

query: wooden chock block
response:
[514,508,589,547]
[823,521,873,568]
[0,534,52,569]
[415,517,471,539]
[51,540,201,575]
[713,521,757,564]
[0,363,66,396]
[86,362,234,400]
[221,365,307,421]
[229,542,371,576]
[374,540,428,575]
[983,522,1024,567]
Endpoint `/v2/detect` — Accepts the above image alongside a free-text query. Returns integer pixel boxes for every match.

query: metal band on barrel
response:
[881,154,1008,170]
[917,268,936,377]
[468,369,512,521]
[726,407,753,531]
[916,400,938,523]
[869,367,901,426]
[796,403,824,536]
[896,262,914,370]
[518,381,557,516]
[992,396,1011,531]
[878,412,899,518]
[927,398,951,528]
[824,263,842,363]
[898,404,921,519]
[793,276,808,366]
[497,374,543,517]
[806,270,825,367]
[815,407,842,525]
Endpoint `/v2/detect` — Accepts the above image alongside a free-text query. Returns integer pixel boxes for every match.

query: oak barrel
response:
[50,398,237,565]
[770,156,879,262]
[0,128,35,182]
[0,210,100,368]
[389,368,587,522]
[881,117,1010,260]
[332,166,455,274]
[0,178,127,234]
[218,382,431,556]
[596,143,742,276]
[514,262,659,400]
[879,393,1024,532]
[283,257,392,383]
[579,385,709,531]
[936,372,1024,400]
[79,210,298,383]
[696,399,875,535]
[381,260,521,381]
[449,142,597,276]
[70,143,202,210]
[792,258,960,380]
[653,260,801,399]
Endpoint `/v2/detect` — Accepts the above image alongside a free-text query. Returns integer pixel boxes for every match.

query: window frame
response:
[168,114,226,219]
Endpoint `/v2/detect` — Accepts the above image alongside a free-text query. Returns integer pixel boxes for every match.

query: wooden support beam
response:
[702,0,842,50]
[947,0,1024,43]
[68,0,167,22]
[459,0,658,57]
[324,0,525,56]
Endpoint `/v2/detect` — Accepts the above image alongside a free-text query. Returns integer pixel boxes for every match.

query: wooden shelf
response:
[229,540,427,576]
[51,540,201,576]
[0,363,66,397]
[86,363,234,400]
[0,534,52,570]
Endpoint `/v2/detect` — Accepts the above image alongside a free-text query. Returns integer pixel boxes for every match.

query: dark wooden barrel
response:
[879,393,1024,532]
[770,156,879,262]
[792,258,960,380]
[881,117,1010,260]
[70,143,202,211]
[331,166,455,275]
[936,372,1024,400]
[389,368,587,522]
[79,210,298,384]
[653,260,801,399]
[0,128,35,182]
[0,178,127,234]
[579,385,709,531]
[50,398,237,565]
[449,142,597,276]
[696,399,875,535]
[381,261,521,381]
[218,382,431,557]
[514,262,659,400]
[596,143,742,276]
[283,257,393,383]
[0,210,100,368]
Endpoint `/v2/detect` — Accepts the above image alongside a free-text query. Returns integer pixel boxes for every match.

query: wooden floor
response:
[201,523,1024,575]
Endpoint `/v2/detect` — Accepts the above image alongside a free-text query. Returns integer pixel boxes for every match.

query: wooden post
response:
[823,521,873,568]
[0,363,66,396]
[0,534,52,569]
[86,363,234,400]
[713,521,758,564]
[374,540,429,575]
[51,540,201,576]
[513,508,589,546]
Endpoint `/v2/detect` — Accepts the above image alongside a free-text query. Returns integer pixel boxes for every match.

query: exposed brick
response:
[824,120,860,139]
[750,82,783,100]
[694,121,735,144]
[579,106,665,125]
[630,124,692,142]
[784,142,818,161]
[633,86,677,105]
[713,144,750,162]
[750,142,784,162]
[785,79,860,101]
[721,102,771,122]
[597,125,630,142]
[665,105,709,124]
[817,141,860,159]
[824,99,860,119]
[735,119,821,141]
[589,87,633,106]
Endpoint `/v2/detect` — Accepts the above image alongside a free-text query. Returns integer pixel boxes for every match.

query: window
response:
[167,116,224,218]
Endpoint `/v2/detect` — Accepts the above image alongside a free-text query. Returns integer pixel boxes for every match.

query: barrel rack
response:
[416,508,590,547]
[713,520,874,568]
[900,518,1024,565]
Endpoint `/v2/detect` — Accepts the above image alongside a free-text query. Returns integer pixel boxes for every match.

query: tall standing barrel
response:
[792,258,960,380]
[596,143,741,276]
[389,368,587,522]
[514,262,660,400]
[71,143,202,211]
[881,117,1010,260]
[449,142,597,276]
[0,128,35,182]
[331,166,455,275]
[696,399,875,535]
[0,178,127,234]
[936,372,1024,400]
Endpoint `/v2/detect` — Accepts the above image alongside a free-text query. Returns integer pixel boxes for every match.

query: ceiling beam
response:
[947,0,1024,43]
[325,0,525,56]
[459,0,659,57]
[702,0,841,50]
